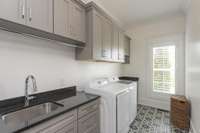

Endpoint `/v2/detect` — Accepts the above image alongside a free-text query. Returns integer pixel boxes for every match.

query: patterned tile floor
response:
[128,105,189,133]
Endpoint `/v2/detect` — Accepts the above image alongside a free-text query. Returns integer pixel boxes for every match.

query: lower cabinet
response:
[22,100,100,133]
[78,109,100,133]
[22,110,77,133]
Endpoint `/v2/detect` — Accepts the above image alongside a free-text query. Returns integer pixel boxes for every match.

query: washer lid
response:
[89,78,109,89]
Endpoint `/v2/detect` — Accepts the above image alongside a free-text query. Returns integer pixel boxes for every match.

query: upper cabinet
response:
[0,0,53,32]
[76,2,131,63]
[102,17,112,60]
[54,0,86,42]
[112,27,119,61]
[112,27,126,63]
[0,0,130,61]
[92,11,104,60]
[71,1,86,42]
[124,35,131,64]
[0,0,26,24]
[76,3,114,62]
[0,0,85,47]
[26,0,53,32]
[119,31,125,62]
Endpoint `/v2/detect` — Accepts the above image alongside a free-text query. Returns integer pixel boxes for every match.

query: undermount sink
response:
[1,102,63,125]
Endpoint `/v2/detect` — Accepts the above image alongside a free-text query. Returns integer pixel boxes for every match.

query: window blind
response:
[153,45,175,94]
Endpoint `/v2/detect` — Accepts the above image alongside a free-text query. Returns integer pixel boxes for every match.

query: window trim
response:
[146,35,185,101]
[152,45,176,94]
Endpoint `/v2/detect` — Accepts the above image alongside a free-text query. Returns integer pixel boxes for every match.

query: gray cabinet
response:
[0,0,26,24]
[70,1,86,42]
[0,0,53,32]
[26,0,53,32]
[76,2,130,63]
[78,100,100,133]
[54,0,71,37]
[76,4,113,61]
[124,35,131,64]
[22,100,100,133]
[112,27,126,63]
[78,110,100,133]
[54,0,86,42]
[112,27,119,61]
[102,17,112,60]
[119,31,125,62]
[22,110,77,133]
[92,11,104,60]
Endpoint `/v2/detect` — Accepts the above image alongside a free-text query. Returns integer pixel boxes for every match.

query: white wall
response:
[122,14,185,110]
[185,0,200,132]
[0,30,121,100]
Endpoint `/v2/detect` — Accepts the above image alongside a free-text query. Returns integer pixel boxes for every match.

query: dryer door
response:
[129,86,137,123]
[117,90,130,133]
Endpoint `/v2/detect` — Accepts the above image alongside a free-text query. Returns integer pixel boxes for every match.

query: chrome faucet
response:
[25,75,37,107]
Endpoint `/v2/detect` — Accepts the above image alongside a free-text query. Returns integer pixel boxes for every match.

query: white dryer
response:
[84,78,137,133]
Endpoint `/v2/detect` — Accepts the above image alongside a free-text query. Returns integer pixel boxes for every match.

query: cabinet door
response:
[112,27,119,61]
[56,123,76,133]
[40,122,77,133]
[54,0,70,37]
[117,90,131,133]
[93,11,103,60]
[102,17,112,60]
[78,110,100,133]
[0,0,26,24]
[70,2,85,42]
[118,31,125,62]
[129,86,137,123]
[22,110,77,133]
[124,36,131,56]
[26,0,53,32]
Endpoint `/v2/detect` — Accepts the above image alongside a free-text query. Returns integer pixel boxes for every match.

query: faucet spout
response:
[25,75,37,107]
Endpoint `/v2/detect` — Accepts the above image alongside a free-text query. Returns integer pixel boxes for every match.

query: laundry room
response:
[0,0,199,133]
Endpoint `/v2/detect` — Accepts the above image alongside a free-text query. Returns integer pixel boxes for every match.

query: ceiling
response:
[95,0,187,27]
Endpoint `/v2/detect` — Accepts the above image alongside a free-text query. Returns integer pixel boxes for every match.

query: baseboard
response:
[190,120,198,133]
[139,98,170,111]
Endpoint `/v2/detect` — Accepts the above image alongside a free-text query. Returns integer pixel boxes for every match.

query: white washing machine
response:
[84,77,137,133]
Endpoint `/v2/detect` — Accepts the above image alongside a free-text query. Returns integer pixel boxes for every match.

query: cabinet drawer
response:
[22,110,77,133]
[78,100,99,118]
[82,125,99,133]
[52,122,76,133]
[40,117,77,133]
[78,110,100,133]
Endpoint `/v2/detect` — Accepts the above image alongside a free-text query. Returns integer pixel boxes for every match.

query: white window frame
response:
[146,35,185,100]
[152,45,176,94]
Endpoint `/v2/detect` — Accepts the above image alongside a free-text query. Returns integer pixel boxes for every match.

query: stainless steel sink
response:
[1,102,63,125]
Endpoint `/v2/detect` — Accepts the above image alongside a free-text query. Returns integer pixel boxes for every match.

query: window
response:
[152,45,175,94]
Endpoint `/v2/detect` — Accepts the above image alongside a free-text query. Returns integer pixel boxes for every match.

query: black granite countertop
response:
[0,86,100,133]
[119,76,139,82]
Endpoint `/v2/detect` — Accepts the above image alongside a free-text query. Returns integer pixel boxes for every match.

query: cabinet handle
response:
[20,0,25,19]
[28,8,32,21]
